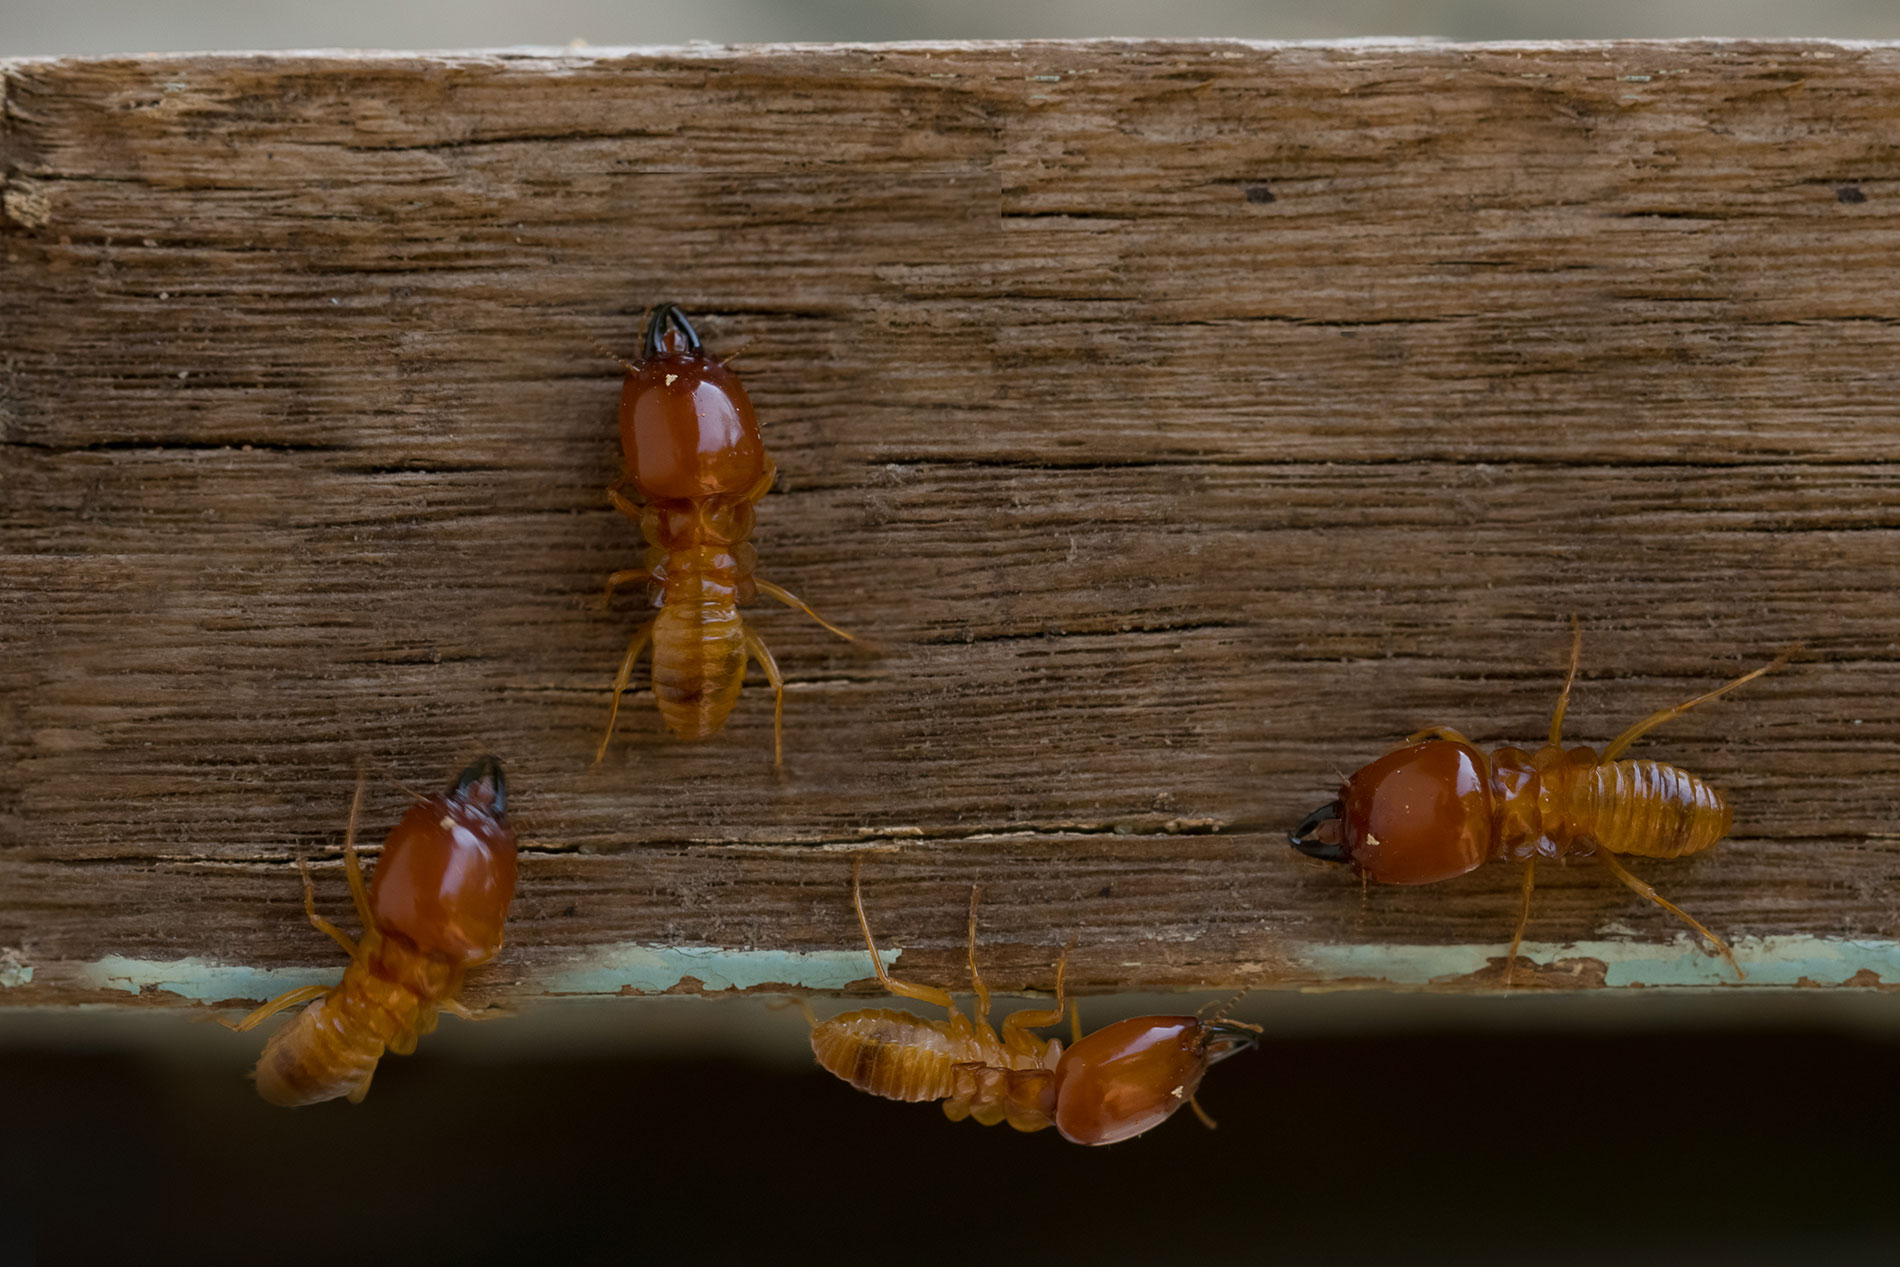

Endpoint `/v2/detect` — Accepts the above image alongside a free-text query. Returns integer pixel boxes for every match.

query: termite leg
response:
[225,984,330,1033]
[299,857,356,957]
[964,885,992,1023]
[1189,1097,1219,1131]
[1504,861,1537,987]
[756,579,864,646]
[743,628,785,768]
[1404,725,1477,747]
[1600,644,1800,762]
[850,856,957,1015]
[1595,850,1744,979]
[341,772,373,931]
[739,455,778,504]
[600,568,648,610]
[595,617,657,764]
[442,999,508,1023]
[999,942,1070,1050]
[769,995,822,1028]
[606,485,644,523]
[1548,615,1583,747]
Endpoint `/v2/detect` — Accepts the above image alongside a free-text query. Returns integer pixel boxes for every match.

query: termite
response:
[229,757,518,1106]
[596,303,859,766]
[1289,623,1797,981]
[809,858,1259,1145]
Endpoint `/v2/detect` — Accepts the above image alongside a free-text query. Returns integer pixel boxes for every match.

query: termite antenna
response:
[720,337,755,368]
[1197,987,1251,1024]
[641,302,703,359]
[592,336,639,374]
[348,753,429,806]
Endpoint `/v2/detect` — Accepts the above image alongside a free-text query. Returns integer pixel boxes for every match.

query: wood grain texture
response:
[3,41,1898,1007]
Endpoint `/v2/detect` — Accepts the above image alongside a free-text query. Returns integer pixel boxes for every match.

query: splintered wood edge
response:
[0,38,1799,66]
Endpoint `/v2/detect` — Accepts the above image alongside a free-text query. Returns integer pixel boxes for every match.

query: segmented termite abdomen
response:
[810,1009,972,1103]
[650,597,747,739]
[1580,759,1732,859]
[253,963,422,1107]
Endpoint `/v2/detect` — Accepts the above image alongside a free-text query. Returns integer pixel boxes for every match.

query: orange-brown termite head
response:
[369,755,518,964]
[1290,740,1494,886]
[617,303,765,503]
[1051,1016,1259,1146]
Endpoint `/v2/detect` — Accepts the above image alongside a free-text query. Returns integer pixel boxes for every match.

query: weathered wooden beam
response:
[3,41,1897,1010]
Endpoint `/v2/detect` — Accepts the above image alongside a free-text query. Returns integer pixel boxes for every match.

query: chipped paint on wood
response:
[545,943,903,995]
[1296,935,1900,989]
[39,945,898,1005]
[29,936,1900,1009]
[76,955,331,1002]
[0,948,33,988]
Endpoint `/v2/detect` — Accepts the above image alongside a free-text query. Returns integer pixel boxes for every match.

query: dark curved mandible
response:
[1288,802,1347,863]
[450,754,508,815]
[641,302,703,359]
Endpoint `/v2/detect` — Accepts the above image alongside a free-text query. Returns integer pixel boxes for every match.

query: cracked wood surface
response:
[2,40,1898,1007]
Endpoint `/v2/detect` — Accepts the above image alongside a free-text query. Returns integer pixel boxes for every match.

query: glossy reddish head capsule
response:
[616,304,765,502]
[1051,1016,1259,1146]
[237,757,520,1108]
[1290,740,1493,885]
[369,755,518,963]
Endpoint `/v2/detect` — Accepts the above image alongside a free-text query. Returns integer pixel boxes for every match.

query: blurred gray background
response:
[6,0,1900,57]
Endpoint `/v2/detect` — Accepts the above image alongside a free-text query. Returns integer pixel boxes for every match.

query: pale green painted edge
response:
[543,944,903,995]
[9,935,1894,1003]
[75,956,334,1000]
[1295,934,1900,988]
[49,945,903,1002]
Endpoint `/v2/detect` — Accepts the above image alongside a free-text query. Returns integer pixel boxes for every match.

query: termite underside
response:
[810,859,1257,1145]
